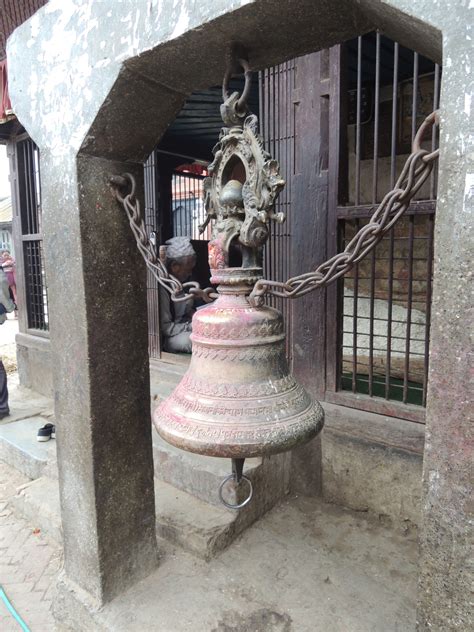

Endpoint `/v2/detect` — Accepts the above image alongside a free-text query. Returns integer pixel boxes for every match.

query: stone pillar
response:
[42,152,158,605]
[416,22,474,631]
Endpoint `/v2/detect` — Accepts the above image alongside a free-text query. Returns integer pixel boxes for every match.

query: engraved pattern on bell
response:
[153,268,324,459]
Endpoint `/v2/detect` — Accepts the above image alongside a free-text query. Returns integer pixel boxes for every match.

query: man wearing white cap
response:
[160,236,197,354]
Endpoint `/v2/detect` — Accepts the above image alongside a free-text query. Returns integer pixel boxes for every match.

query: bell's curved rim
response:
[154,400,325,460]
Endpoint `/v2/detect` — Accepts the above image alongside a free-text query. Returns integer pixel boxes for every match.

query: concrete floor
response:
[1,334,420,631]
[58,494,418,632]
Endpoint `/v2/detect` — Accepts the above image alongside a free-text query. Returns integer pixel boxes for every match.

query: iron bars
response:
[248,110,440,307]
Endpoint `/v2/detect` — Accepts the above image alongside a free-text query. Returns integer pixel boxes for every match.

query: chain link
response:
[248,110,440,307]
[109,173,217,304]
[111,109,439,309]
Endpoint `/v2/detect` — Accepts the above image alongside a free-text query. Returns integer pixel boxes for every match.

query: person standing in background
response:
[0,250,17,306]
[0,267,15,419]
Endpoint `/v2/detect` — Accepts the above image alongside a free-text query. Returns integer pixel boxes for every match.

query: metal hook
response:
[109,172,136,202]
[222,57,252,113]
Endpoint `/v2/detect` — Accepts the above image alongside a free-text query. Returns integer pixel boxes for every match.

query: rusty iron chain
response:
[248,110,440,307]
[111,109,439,310]
[109,173,217,304]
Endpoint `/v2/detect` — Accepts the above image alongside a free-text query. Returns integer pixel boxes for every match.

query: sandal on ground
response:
[37,423,55,442]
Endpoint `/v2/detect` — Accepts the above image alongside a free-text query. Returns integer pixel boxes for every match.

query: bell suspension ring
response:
[110,47,440,510]
[218,458,253,510]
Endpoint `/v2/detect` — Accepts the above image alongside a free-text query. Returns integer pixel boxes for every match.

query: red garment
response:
[0,59,13,123]
[0,255,15,289]
[5,270,15,288]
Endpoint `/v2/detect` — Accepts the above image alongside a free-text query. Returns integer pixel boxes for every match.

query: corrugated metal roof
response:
[159,76,259,161]
[0,0,47,59]
[0,197,12,223]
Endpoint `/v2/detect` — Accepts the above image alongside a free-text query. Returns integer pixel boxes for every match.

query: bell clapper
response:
[218,458,253,510]
[232,457,245,483]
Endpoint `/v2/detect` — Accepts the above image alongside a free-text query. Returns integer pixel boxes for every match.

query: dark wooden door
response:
[260,52,329,398]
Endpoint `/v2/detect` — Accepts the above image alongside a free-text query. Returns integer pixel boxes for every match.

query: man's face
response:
[170,256,196,282]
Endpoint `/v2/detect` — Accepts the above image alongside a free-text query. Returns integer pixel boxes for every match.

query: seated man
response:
[159,236,197,354]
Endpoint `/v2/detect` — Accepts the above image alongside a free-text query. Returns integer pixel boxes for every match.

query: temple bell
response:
[153,59,324,508]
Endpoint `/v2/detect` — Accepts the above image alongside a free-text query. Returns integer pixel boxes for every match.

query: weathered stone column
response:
[37,149,158,605]
[345,3,474,627]
[414,15,474,632]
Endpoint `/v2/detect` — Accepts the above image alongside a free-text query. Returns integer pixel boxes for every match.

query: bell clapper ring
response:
[218,458,253,510]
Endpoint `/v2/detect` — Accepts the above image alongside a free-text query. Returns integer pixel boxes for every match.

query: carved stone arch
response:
[69,1,442,165]
[7,0,461,624]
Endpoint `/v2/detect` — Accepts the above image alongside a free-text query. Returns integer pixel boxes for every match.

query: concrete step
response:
[0,414,263,510]
[0,379,55,424]
[150,357,188,401]
[150,357,188,384]
[151,380,176,402]
[154,479,236,560]
[0,417,57,479]
[0,413,263,511]
[11,476,63,543]
[152,428,262,507]
[10,475,238,560]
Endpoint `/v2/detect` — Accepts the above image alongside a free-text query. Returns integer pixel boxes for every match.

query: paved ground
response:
[0,462,61,632]
[60,494,418,631]
[0,354,420,631]
[0,449,420,632]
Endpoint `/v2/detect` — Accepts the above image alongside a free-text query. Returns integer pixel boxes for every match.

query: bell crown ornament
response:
[153,55,324,508]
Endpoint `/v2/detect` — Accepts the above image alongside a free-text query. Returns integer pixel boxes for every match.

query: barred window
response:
[337,32,440,414]
[16,138,49,332]
[172,166,210,241]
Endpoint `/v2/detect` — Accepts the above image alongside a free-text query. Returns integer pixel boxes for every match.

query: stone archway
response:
[7,1,473,630]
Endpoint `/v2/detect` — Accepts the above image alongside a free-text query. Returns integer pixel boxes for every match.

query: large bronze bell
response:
[153,57,324,507]
[155,266,324,458]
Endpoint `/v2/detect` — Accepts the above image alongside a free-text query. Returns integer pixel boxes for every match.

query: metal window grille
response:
[144,150,160,358]
[172,169,210,240]
[23,239,48,329]
[338,33,440,411]
[259,61,296,353]
[16,137,49,331]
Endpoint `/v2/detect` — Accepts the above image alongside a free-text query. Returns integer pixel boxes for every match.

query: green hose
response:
[0,586,31,631]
